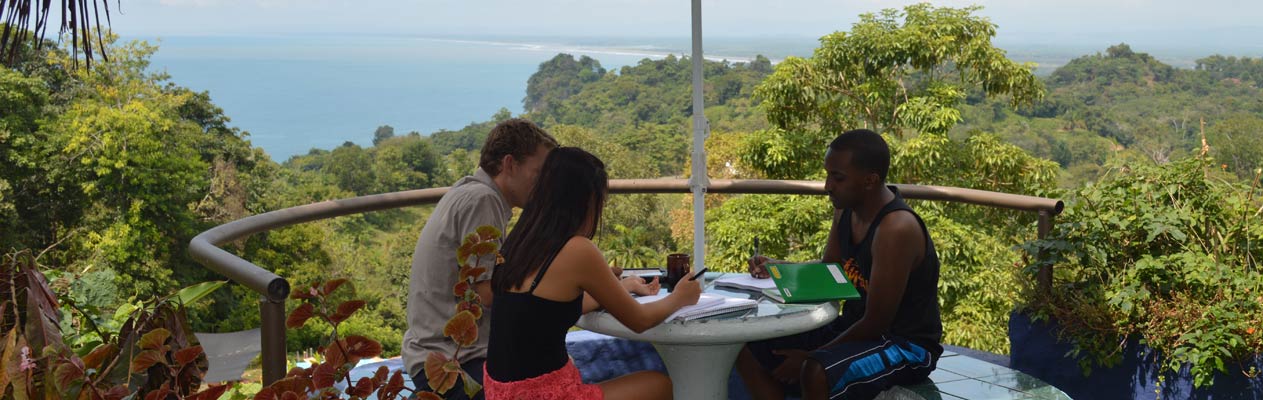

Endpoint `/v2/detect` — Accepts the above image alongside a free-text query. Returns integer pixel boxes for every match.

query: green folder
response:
[764,262,861,303]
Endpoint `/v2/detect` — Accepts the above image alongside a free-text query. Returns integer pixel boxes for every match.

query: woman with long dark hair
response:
[484,147,701,400]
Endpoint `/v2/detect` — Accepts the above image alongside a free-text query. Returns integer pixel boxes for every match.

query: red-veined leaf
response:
[443,311,479,347]
[323,279,349,296]
[472,242,497,256]
[53,359,85,392]
[476,225,501,240]
[424,351,448,372]
[347,377,374,397]
[336,300,366,317]
[286,303,315,329]
[143,384,171,400]
[0,328,17,395]
[457,243,474,266]
[269,376,312,395]
[291,283,319,300]
[23,266,64,358]
[453,281,470,297]
[344,335,383,359]
[286,366,311,379]
[82,343,117,370]
[380,370,405,398]
[253,387,277,400]
[463,233,480,246]
[137,328,171,351]
[187,383,232,400]
[322,342,348,367]
[102,385,130,400]
[311,362,338,389]
[456,301,483,320]
[173,345,204,366]
[424,352,460,394]
[442,360,461,373]
[460,267,487,282]
[372,365,389,385]
[129,349,165,373]
[329,300,366,324]
[415,392,443,400]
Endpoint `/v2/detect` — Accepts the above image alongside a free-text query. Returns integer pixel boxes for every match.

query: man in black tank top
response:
[736,129,943,400]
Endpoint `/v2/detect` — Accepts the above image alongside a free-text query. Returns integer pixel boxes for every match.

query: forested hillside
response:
[3,4,1260,370]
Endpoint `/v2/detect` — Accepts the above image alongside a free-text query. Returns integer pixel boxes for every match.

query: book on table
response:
[634,293,758,321]
[764,262,862,303]
[713,274,777,292]
[620,267,663,283]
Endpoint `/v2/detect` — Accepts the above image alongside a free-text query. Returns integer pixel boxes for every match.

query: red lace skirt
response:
[483,359,603,400]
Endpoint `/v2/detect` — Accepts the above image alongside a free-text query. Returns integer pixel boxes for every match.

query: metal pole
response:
[1037,210,1053,296]
[260,297,287,385]
[689,0,708,275]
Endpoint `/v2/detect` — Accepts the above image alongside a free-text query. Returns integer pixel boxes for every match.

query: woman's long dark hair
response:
[493,147,608,294]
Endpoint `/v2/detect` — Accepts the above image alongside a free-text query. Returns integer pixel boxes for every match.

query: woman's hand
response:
[621,276,660,296]
[668,272,702,306]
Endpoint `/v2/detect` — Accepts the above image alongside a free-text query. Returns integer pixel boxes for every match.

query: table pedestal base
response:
[652,342,744,400]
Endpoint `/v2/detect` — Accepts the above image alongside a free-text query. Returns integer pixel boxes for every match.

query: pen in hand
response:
[751,237,770,279]
[689,267,708,281]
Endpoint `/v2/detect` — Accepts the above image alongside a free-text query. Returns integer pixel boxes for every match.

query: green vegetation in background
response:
[706,3,1056,354]
[4,2,1263,388]
[1,33,278,344]
[1021,158,1263,387]
[954,43,1263,187]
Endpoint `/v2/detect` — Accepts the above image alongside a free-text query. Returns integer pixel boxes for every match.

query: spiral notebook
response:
[634,293,758,321]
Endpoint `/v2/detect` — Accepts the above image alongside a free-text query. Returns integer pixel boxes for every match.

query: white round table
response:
[576,273,840,400]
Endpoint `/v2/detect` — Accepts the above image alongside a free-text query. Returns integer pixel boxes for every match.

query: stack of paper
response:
[761,288,786,303]
[635,293,758,321]
[620,268,664,279]
[714,274,777,292]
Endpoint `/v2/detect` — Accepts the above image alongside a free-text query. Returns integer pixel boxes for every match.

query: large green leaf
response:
[170,281,227,306]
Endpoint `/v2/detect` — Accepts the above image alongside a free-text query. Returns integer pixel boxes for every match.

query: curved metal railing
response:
[189,179,1063,384]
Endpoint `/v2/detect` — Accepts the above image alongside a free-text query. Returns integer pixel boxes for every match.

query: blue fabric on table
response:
[565,330,755,400]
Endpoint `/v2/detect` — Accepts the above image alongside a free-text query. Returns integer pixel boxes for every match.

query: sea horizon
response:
[131,33,1262,160]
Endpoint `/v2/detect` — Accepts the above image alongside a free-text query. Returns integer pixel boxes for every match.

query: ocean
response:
[138,34,766,160]
[135,34,1253,160]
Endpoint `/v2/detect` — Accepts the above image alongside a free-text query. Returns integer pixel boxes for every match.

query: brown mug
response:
[665,253,690,290]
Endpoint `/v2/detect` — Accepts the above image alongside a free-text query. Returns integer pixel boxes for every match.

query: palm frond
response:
[1,0,118,68]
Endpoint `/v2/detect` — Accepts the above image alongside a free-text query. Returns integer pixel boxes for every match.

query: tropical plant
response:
[422,225,502,399]
[1,2,115,67]
[260,277,405,400]
[1,250,231,400]
[1020,156,1263,387]
[270,225,501,400]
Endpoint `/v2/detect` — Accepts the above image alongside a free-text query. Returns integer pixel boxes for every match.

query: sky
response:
[101,0,1261,50]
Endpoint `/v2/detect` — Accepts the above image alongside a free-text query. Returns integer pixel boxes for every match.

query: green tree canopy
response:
[746,3,1044,180]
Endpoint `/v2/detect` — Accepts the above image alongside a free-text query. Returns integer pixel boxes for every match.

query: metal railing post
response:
[260,297,287,385]
[1037,210,1054,296]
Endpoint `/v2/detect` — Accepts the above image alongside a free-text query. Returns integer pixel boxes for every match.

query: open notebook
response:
[634,293,758,321]
[713,274,777,292]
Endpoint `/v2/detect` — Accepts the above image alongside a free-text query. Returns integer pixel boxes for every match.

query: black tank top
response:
[836,186,944,354]
[486,252,583,382]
